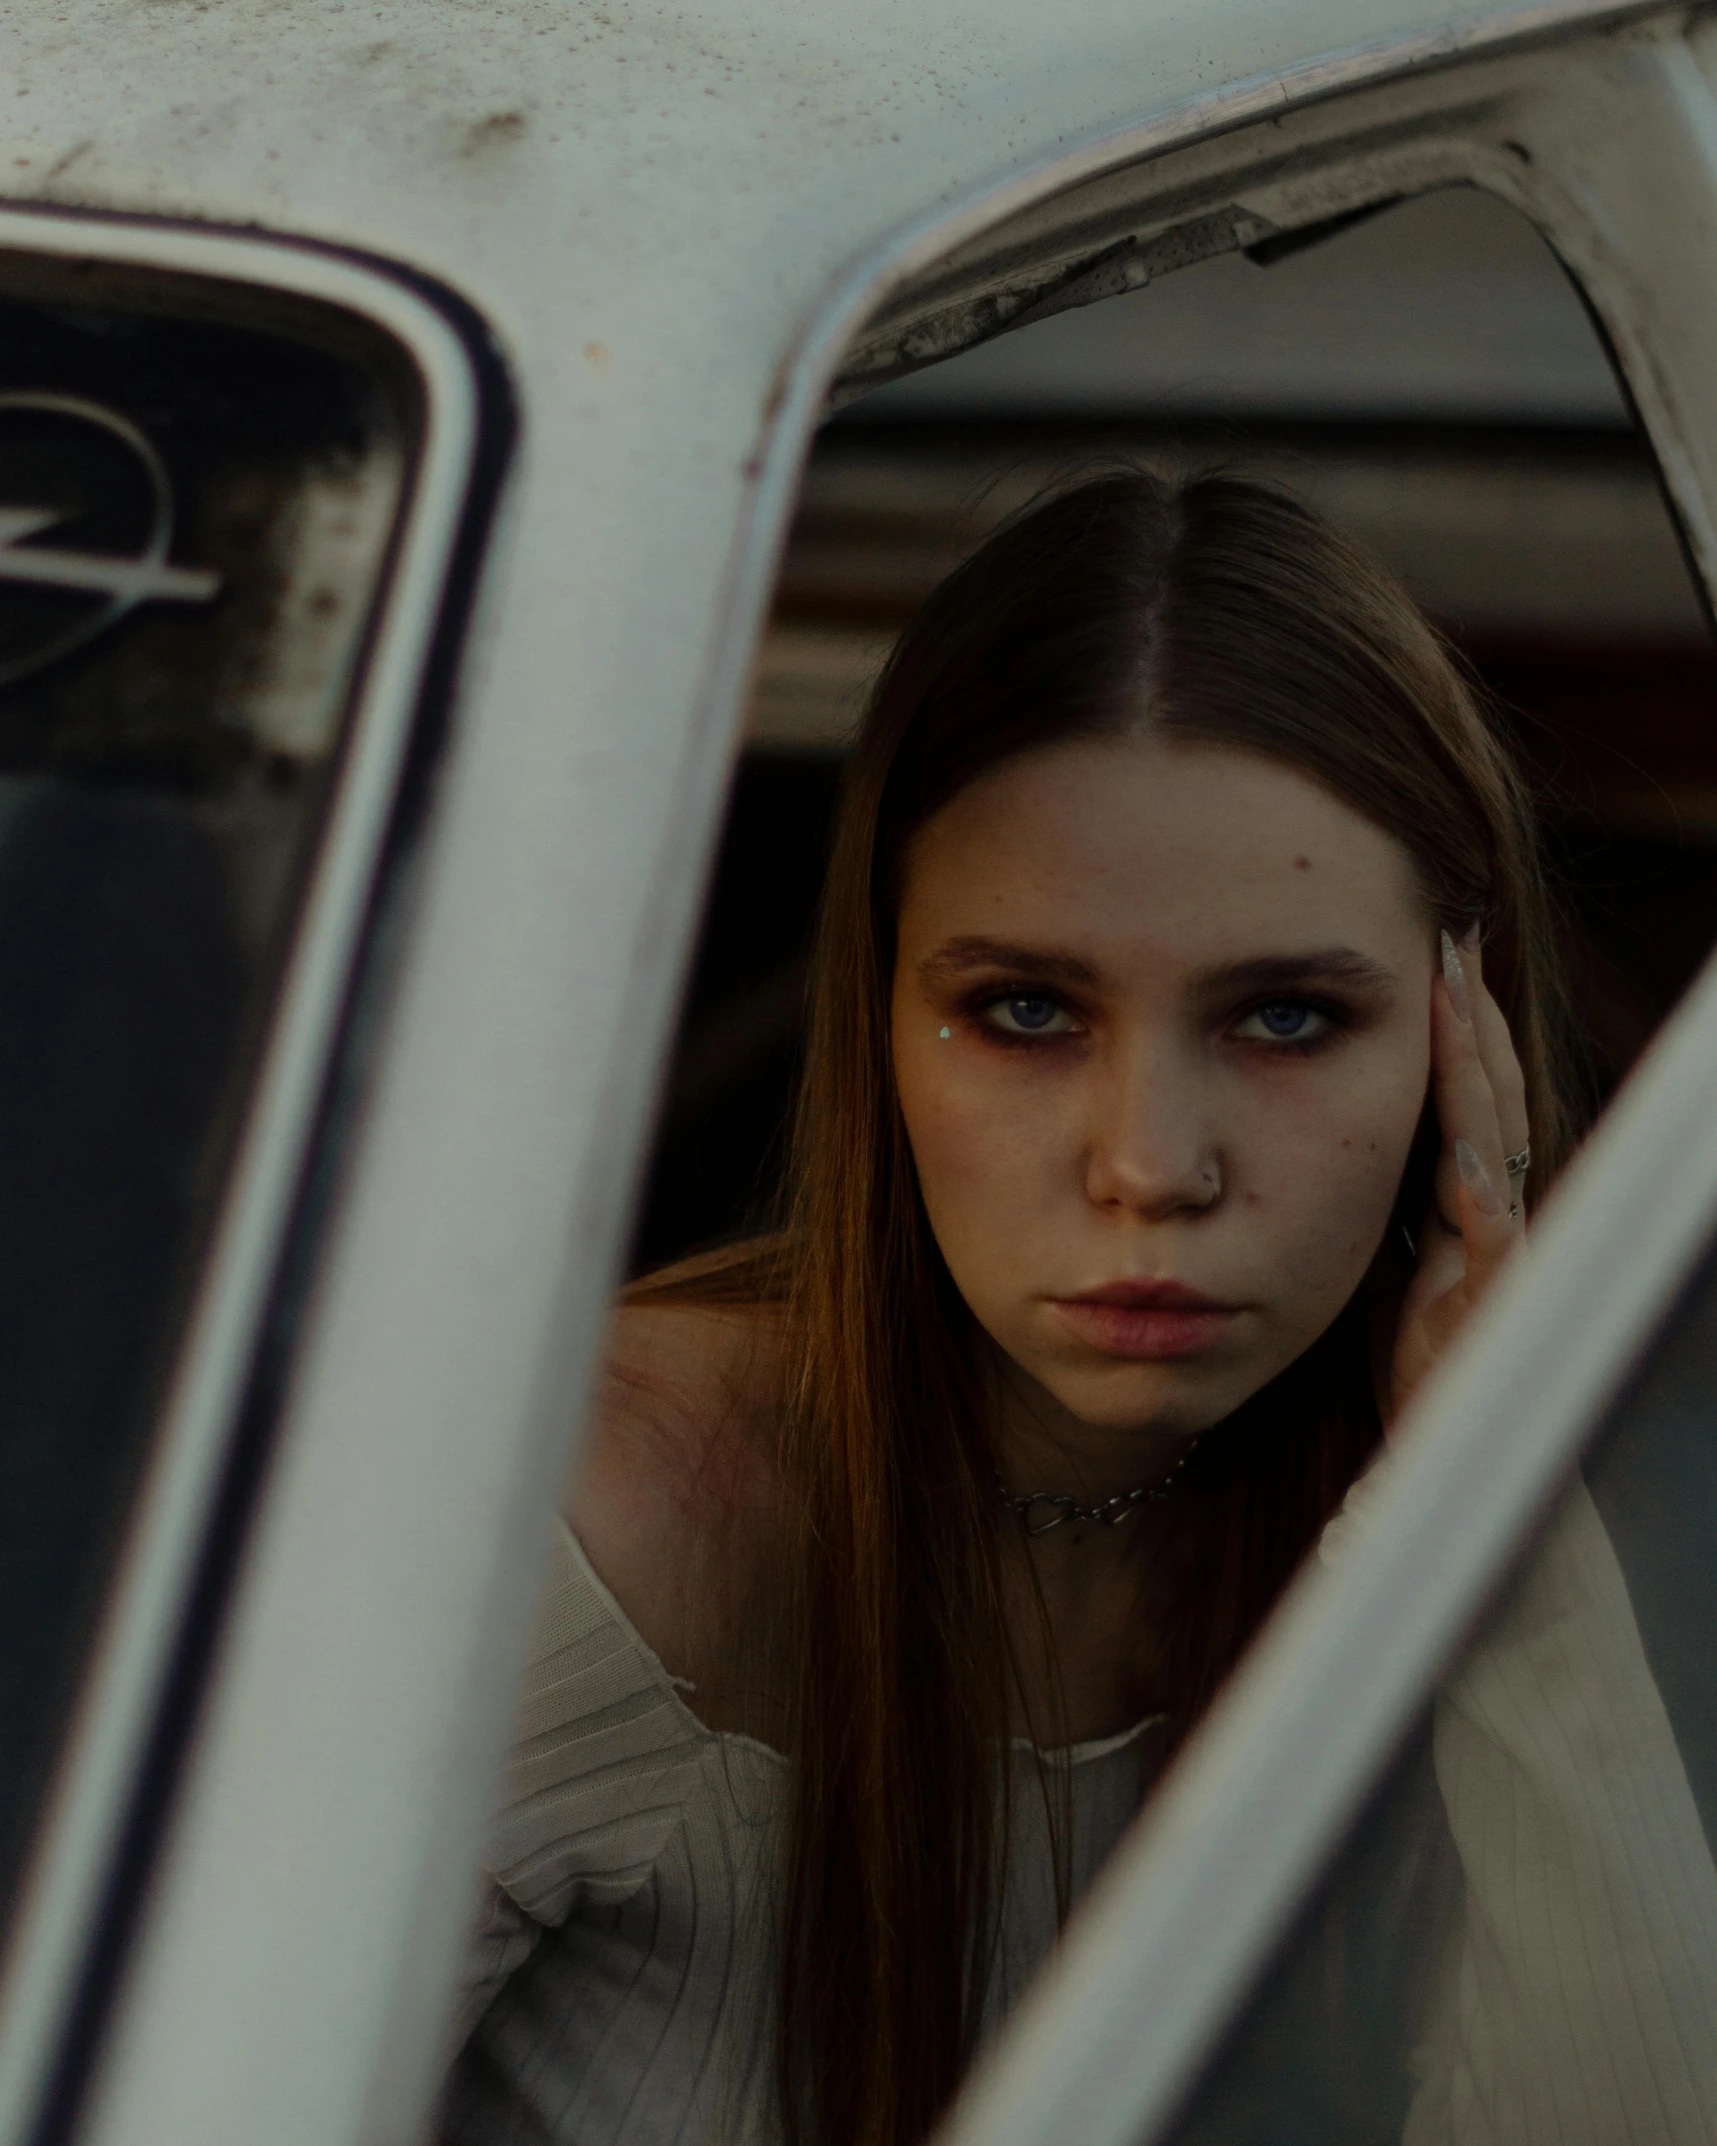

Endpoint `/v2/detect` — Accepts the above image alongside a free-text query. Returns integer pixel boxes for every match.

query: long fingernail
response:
[1440,929,1472,1023]
[1456,1138,1502,1216]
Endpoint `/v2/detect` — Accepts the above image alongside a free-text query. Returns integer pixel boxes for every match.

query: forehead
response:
[897,735,1427,958]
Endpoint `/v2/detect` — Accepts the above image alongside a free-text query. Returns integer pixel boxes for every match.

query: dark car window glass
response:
[1152,1231,1717,2146]
[0,253,421,1904]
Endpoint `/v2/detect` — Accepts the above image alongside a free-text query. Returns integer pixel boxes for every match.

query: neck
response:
[984,1347,1194,1741]
[987,1346,1194,1513]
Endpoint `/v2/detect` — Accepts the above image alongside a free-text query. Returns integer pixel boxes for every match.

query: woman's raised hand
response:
[1389,930,1529,1419]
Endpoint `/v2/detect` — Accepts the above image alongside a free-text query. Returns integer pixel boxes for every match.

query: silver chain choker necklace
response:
[998,1439,1202,1537]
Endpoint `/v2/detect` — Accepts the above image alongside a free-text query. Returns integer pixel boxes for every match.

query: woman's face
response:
[891,733,1435,1439]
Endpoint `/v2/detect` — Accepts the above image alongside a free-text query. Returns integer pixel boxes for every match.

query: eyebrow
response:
[916,937,1100,989]
[1197,949,1400,998]
[916,937,1397,997]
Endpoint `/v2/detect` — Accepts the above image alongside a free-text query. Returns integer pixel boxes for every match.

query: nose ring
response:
[1201,1165,1222,1206]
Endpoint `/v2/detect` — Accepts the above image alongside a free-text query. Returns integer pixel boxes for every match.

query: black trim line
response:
[25,239,517,2146]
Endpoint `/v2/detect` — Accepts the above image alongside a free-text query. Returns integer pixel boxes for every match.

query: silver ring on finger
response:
[1504,1142,1531,1179]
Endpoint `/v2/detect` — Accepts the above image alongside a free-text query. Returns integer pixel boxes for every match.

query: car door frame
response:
[23,4,1717,2144]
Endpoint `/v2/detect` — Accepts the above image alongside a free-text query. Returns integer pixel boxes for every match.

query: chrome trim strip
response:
[0,210,483,2143]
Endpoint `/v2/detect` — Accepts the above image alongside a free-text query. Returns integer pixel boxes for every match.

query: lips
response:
[1048,1279,1244,1360]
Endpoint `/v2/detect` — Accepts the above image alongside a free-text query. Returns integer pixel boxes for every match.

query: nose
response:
[1082,1038,1222,1221]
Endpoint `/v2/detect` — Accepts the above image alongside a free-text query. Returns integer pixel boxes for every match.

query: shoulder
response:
[563,1247,790,1729]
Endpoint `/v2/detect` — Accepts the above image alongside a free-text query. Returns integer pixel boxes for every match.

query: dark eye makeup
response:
[1229,995,1345,1051]
[956,980,1361,1055]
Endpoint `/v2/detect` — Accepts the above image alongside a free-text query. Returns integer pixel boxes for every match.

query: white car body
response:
[0,3,1714,2141]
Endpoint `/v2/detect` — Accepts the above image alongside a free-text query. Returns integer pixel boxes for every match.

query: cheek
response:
[892,1025,1069,1248]
[1243,1044,1427,1278]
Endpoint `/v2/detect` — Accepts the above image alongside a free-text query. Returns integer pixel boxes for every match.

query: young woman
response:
[439,473,1717,2146]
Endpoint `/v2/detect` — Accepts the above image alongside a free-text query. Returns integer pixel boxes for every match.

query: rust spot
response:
[584,340,609,368]
[42,139,91,184]
[463,109,527,153]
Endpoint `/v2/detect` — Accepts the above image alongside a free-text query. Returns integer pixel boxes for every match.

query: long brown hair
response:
[646,471,1580,2146]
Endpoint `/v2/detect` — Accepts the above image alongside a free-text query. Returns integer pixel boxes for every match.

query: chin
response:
[1041,1357,1252,1438]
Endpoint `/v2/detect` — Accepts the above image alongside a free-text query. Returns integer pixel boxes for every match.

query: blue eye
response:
[985,995,1074,1037]
[1007,997,1057,1030]
[1235,999,1330,1044]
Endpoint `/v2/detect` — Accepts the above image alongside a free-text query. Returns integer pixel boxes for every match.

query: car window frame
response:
[887,21,1717,2146]
[0,207,506,2146]
[33,3,1717,2142]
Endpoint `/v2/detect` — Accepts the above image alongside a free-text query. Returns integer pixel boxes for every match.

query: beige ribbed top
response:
[440,1484,1717,2145]
[437,1518,1167,2145]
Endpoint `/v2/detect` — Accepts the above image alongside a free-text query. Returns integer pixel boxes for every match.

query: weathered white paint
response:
[0,3,1711,2145]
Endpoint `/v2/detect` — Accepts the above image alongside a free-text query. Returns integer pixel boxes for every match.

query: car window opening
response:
[453,180,1717,2146]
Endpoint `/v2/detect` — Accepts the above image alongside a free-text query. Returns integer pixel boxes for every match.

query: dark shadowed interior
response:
[630,186,1717,1273]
